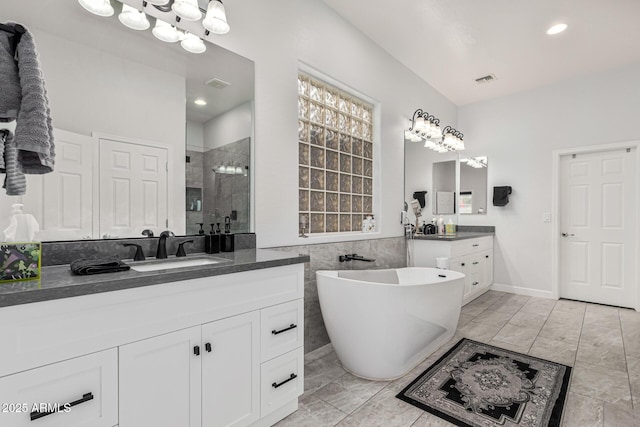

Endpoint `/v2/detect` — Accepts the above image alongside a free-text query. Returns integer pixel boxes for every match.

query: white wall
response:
[203,102,252,150]
[187,121,205,152]
[457,61,640,295]
[210,0,457,248]
[0,29,187,234]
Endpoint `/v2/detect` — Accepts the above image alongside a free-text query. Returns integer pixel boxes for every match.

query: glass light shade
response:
[78,0,114,17]
[404,130,412,140]
[181,33,206,54]
[202,0,230,35]
[152,19,180,43]
[410,133,422,143]
[443,133,455,146]
[432,124,442,139]
[423,140,436,149]
[119,5,150,30]
[235,166,243,174]
[218,165,226,173]
[172,0,202,21]
[145,0,170,4]
[413,116,427,134]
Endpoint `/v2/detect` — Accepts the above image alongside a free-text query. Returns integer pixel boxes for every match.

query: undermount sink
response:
[130,258,223,272]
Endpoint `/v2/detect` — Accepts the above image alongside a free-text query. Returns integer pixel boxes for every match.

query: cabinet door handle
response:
[272,373,297,389]
[472,244,479,247]
[472,281,479,286]
[205,343,212,353]
[461,263,465,267]
[194,345,200,356]
[485,255,489,259]
[472,261,479,265]
[30,392,94,421]
[272,324,297,335]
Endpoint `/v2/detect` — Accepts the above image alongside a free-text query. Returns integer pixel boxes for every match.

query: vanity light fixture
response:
[407,109,465,152]
[152,19,181,42]
[546,23,568,35]
[202,0,230,35]
[194,98,207,106]
[462,156,487,168]
[78,0,114,17]
[118,4,151,30]
[172,0,203,21]
[181,32,207,53]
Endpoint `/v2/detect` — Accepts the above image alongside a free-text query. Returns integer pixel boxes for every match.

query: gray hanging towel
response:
[493,186,512,207]
[0,130,27,196]
[0,22,55,194]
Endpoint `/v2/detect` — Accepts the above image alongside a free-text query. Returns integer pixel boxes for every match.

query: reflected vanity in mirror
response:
[459,156,488,214]
[0,0,254,241]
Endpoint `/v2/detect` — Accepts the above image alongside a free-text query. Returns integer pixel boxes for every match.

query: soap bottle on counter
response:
[446,218,456,235]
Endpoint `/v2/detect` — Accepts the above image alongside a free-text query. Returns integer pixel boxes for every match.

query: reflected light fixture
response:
[407,109,465,152]
[546,23,568,35]
[119,4,151,30]
[203,0,230,35]
[145,0,170,4]
[152,19,181,42]
[181,32,206,53]
[78,0,114,16]
[194,98,207,106]
[172,0,203,21]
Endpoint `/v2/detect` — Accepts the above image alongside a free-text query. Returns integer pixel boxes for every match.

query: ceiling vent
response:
[475,74,497,84]
[206,77,231,89]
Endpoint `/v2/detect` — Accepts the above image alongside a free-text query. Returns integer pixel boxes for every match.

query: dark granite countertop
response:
[412,231,494,241]
[0,249,309,308]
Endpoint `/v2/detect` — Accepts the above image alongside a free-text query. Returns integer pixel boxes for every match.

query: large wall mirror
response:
[459,156,488,215]
[0,0,254,241]
[432,160,456,214]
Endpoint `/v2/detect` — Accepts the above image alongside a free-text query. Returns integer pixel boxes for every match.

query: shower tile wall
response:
[270,237,406,353]
[186,150,204,235]
[203,139,250,233]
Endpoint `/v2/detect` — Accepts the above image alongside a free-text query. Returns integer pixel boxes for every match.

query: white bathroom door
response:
[559,148,637,307]
[99,138,168,238]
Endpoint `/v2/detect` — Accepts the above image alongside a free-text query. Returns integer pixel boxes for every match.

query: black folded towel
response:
[70,256,130,275]
[493,186,513,207]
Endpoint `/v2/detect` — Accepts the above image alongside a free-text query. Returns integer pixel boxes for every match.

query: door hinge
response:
[166,219,168,227]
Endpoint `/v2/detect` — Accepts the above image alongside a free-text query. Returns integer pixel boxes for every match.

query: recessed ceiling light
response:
[194,99,207,106]
[546,23,568,35]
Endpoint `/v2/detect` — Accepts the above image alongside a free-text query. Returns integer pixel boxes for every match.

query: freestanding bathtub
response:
[316,268,465,380]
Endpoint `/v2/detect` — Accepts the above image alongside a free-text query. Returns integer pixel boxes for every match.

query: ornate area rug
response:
[396,339,572,427]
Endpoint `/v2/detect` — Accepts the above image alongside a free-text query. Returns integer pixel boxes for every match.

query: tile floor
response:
[275,291,640,427]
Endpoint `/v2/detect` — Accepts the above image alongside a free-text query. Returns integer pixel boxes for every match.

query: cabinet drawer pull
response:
[472,261,479,265]
[272,373,297,389]
[461,263,465,267]
[485,255,489,259]
[30,392,94,421]
[472,244,479,247]
[472,281,479,286]
[205,342,212,353]
[194,345,200,356]
[272,324,297,335]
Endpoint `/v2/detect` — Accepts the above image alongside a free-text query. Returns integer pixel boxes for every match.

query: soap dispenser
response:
[205,224,220,254]
[221,216,235,252]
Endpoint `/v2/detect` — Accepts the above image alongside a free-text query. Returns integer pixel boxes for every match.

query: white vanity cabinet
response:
[0,263,305,427]
[413,236,494,304]
[119,312,260,427]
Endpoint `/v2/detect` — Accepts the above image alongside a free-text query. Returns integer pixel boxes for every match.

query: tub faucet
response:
[339,253,375,263]
[156,230,175,259]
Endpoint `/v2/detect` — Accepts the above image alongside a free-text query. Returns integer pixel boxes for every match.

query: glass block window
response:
[298,72,374,235]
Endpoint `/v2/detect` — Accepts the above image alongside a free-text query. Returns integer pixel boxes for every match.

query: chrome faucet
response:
[338,254,375,263]
[156,230,175,259]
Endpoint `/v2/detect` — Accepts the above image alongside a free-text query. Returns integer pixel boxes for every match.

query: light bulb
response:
[546,23,568,35]
[78,0,114,17]
[202,0,230,35]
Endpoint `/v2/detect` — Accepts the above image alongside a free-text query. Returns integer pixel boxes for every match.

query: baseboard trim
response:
[490,283,555,300]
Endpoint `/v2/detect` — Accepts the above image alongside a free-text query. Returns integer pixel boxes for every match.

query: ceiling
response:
[3,0,254,123]
[322,0,640,106]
